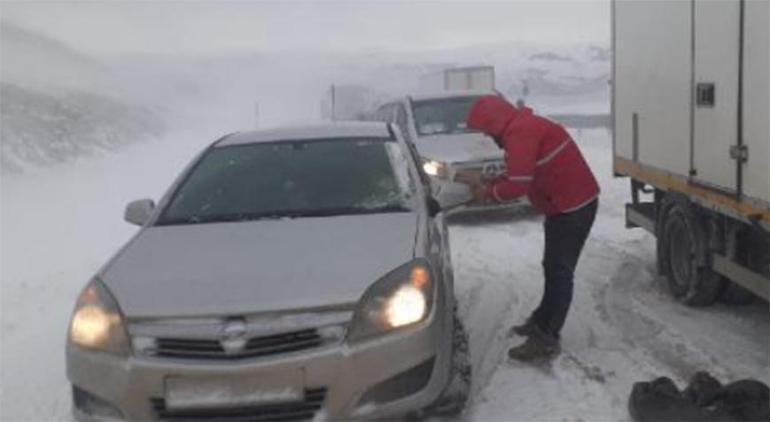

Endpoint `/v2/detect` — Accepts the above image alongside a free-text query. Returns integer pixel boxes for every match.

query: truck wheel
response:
[424,311,471,417]
[661,202,723,306]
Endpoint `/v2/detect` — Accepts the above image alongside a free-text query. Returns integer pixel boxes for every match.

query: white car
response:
[65,122,472,421]
[368,91,527,210]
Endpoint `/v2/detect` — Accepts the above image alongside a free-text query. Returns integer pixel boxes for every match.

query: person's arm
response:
[484,117,544,202]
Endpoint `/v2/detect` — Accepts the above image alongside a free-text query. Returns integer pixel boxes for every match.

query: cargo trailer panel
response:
[613,0,691,174]
[613,0,769,303]
[692,0,740,192]
[742,0,770,205]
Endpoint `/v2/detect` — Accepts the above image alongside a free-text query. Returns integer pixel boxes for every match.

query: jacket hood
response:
[466,95,529,138]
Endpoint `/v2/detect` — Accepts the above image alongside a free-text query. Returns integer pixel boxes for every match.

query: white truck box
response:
[613,0,769,303]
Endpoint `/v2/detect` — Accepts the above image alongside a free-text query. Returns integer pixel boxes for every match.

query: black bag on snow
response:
[629,372,769,422]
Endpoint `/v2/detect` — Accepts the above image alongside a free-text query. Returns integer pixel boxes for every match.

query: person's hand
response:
[470,182,488,203]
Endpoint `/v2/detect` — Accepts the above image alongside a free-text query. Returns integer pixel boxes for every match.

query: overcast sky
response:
[1,0,609,56]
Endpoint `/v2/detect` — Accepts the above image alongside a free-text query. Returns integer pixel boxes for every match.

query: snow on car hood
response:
[415,132,504,164]
[100,213,418,318]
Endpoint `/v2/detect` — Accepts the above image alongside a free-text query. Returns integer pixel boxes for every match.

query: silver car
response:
[66,122,471,421]
[369,91,527,210]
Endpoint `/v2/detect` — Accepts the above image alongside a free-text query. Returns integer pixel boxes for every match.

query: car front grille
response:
[154,328,324,360]
[150,387,327,421]
[130,311,351,361]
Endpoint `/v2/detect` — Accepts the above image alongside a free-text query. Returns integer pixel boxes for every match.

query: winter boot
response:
[508,326,560,362]
[508,316,539,337]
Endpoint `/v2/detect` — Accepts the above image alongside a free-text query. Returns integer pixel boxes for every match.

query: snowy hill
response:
[0,22,166,173]
[0,21,113,94]
[0,21,609,174]
[307,42,611,116]
[0,83,164,173]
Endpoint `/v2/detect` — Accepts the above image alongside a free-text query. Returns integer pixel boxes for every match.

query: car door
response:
[399,128,454,301]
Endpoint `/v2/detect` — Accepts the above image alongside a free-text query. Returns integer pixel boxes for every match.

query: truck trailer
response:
[612,0,769,305]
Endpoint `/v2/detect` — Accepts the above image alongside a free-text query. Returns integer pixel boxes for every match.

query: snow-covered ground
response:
[453,129,769,421]
[1,127,767,421]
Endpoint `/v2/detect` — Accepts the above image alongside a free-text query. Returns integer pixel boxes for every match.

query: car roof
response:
[217,121,392,147]
[408,90,495,102]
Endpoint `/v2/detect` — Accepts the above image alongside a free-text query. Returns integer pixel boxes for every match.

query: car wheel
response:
[424,310,471,417]
[661,202,723,306]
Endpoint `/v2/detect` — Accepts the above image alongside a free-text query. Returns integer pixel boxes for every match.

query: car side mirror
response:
[433,181,473,213]
[124,199,155,226]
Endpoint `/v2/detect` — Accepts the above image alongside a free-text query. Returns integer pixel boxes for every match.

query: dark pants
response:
[531,199,597,339]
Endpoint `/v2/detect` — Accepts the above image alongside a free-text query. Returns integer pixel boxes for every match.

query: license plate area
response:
[165,370,304,410]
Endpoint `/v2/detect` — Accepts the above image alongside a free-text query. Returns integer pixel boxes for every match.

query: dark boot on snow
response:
[509,319,537,337]
[508,327,560,362]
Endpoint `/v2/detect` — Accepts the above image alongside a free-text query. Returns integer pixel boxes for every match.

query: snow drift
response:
[0,22,166,173]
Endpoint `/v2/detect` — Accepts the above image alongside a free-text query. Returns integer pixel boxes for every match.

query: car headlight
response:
[347,259,435,341]
[422,160,447,178]
[69,279,130,356]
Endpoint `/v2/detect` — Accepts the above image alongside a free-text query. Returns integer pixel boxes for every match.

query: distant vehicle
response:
[418,66,496,92]
[320,84,377,121]
[613,0,769,305]
[66,122,472,421]
[368,90,526,211]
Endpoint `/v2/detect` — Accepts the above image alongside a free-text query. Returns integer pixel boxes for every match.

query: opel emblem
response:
[220,318,248,354]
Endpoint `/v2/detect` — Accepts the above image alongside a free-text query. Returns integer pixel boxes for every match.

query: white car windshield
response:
[411,96,481,136]
[157,138,415,225]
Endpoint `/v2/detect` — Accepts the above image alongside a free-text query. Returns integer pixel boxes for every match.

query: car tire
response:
[661,201,723,306]
[423,311,471,417]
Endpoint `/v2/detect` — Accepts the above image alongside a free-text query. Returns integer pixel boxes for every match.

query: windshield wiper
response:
[293,204,411,218]
[155,205,411,226]
[156,213,289,226]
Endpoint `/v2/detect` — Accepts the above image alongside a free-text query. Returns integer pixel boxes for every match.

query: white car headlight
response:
[422,160,446,178]
[348,259,434,341]
[69,279,130,355]
[384,285,427,328]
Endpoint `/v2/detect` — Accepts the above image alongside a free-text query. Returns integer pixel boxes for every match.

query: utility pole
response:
[330,84,336,121]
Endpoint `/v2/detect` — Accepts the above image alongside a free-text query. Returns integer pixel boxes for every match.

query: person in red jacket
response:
[461,95,600,361]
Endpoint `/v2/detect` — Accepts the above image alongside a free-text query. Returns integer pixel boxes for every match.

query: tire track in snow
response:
[595,242,770,385]
[447,214,544,414]
[458,231,663,421]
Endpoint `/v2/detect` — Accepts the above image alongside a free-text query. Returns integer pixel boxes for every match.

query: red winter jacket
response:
[466,95,599,216]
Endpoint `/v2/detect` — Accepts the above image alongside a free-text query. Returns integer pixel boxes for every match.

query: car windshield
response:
[157,138,415,225]
[411,96,481,136]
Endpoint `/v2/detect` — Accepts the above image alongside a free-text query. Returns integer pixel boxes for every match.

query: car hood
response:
[100,213,418,318]
[415,132,504,164]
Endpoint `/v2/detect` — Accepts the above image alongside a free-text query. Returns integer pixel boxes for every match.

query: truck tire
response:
[424,311,471,417]
[661,201,724,306]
